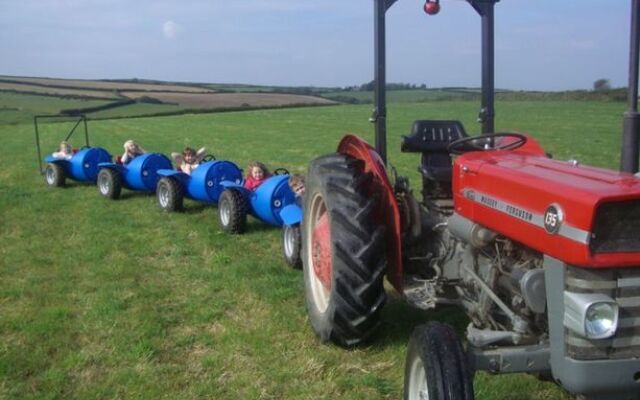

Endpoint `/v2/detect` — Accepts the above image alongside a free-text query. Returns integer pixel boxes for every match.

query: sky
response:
[0,0,633,90]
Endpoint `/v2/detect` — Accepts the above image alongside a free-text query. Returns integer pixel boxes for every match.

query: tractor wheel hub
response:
[312,213,332,290]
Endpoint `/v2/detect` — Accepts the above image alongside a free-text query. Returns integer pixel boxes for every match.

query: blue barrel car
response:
[96,153,173,199]
[217,169,303,268]
[44,147,112,187]
[155,158,244,212]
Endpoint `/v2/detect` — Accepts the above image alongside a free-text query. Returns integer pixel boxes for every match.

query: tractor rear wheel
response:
[97,168,122,199]
[302,154,386,347]
[157,177,183,212]
[404,322,474,400]
[45,163,65,187]
[282,224,302,269]
[218,189,247,234]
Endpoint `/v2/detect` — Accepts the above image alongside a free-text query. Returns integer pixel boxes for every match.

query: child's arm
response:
[121,152,130,164]
[171,152,184,169]
[195,147,207,163]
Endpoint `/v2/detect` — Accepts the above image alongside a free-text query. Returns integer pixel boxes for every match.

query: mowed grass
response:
[0,100,627,399]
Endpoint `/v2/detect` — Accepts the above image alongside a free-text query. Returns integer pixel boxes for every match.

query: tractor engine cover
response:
[453,151,640,268]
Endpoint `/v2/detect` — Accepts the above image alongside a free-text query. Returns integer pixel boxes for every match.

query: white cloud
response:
[162,20,180,39]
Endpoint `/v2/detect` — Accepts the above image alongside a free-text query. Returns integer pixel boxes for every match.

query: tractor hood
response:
[453,151,640,268]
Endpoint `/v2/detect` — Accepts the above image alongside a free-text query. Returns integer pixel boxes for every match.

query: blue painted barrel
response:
[68,147,112,181]
[187,160,243,203]
[250,175,296,226]
[123,153,172,191]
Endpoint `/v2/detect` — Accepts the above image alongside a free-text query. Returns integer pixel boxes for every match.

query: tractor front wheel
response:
[45,163,65,187]
[404,322,474,400]
[157,177,184,212]
[218,189,247,234]
[282,224,302,269]
[302,154,386,347]
[97,168,122,199]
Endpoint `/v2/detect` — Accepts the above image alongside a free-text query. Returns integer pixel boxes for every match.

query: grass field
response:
[319,89,473,103]
[0,90,337,125]
[0,92,114,126]
[0,99,627,399]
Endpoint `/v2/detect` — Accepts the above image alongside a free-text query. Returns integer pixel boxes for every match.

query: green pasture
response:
[319,89,472,104]
[0,92,113,126]
[0,100,627,399]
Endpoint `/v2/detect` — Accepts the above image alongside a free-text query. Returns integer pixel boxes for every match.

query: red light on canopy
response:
[424,0,440,15]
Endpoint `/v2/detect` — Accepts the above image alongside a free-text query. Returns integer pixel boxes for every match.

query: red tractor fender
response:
[337,134,404,292]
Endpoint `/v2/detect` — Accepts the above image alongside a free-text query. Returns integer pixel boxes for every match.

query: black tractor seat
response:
[401,120,468,153]
[401,120,468,199]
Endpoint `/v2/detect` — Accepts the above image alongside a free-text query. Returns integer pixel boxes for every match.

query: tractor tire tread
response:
[98,168,122,199]
[303,153,386,347]
[158,177,184,211]
[219,189,247,234]
[404,322,474,400]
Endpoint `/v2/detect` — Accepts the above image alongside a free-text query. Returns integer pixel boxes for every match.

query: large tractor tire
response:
[157,177,184,212]
[45,163,65,187]
[302,154,386,347]
[97,168,122,199]
[218,189,247,234]
[282,224,302,269]
[404,322,474,400]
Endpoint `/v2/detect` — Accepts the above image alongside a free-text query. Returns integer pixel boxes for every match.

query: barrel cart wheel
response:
[97,168,122,199]
[404,322,474,400]
[218,189,247,234]
[282,224,302,269]
[302,154,386,347]
[45,163,65,187]
[157,177,184,212]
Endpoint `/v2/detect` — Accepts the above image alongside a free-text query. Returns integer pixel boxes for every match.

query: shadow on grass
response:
[181,202,214,214]
[118,190,155,200]
[244,218,280,234]
[372,293,470,349]
[53,181,95,190]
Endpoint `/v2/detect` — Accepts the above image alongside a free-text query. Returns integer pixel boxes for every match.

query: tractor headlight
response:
[585,302,618,338]
[564,292,619,339]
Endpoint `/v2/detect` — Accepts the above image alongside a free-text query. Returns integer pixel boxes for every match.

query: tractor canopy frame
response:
[371,0,640,174]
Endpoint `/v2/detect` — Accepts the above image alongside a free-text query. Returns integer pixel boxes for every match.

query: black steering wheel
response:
[202,154,216,162]
[448,133,528,155]
[273,167,290,176]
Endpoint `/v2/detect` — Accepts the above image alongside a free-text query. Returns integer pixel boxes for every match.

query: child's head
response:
[289,174,305,196]
[59,141,71,154]
[124,140,142,154]
[247,161,268,180]
[182,147,197,164]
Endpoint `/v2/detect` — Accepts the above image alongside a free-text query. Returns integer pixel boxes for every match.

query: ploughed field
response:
[0,76,336,123]
[120,91,335,108]
[0,100,624,399]
[0,76,215,93]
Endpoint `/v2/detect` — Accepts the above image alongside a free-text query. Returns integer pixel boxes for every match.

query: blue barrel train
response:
[39,134,301,268]
[155,157,244,211]
[96,153,173,199]
[44,147,112,187]
[217,170,302,268]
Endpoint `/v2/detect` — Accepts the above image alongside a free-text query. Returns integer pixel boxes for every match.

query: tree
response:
[593,79,611,91]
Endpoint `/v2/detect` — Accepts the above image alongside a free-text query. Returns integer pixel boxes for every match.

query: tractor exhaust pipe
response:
[622,0,640,174]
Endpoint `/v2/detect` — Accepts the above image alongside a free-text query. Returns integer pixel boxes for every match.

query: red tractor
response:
[301,1,640,399]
